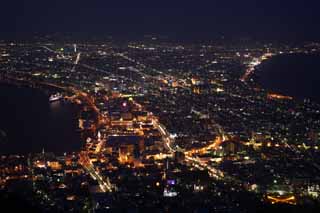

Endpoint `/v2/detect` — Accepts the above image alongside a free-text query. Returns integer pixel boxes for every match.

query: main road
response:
[79,152,113,192]
[152,113,227,180]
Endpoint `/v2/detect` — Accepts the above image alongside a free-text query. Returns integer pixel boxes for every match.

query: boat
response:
[49,93,63,102]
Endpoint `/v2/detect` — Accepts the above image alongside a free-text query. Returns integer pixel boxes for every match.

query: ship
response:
[49,93,63,102]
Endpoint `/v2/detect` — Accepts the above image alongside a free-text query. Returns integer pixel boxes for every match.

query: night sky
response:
[1,0,320,40]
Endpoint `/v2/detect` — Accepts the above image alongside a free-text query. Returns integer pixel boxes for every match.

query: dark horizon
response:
[1,1,320,41]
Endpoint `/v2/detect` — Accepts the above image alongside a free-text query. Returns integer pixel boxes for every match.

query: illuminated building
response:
[121,112,133,121]
[135,111,148,122]
[47,161,62,170]
[118,144,136,164]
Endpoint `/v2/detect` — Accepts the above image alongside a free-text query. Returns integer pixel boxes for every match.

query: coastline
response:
[0,82,82,155]
[253,52,320,103]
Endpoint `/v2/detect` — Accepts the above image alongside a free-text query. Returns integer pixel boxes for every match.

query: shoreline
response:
[252,52,320,103]
[0,81,83,155]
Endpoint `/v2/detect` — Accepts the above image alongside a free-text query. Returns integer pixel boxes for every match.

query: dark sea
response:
[0,84,82,155]
[256,53,320,103]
